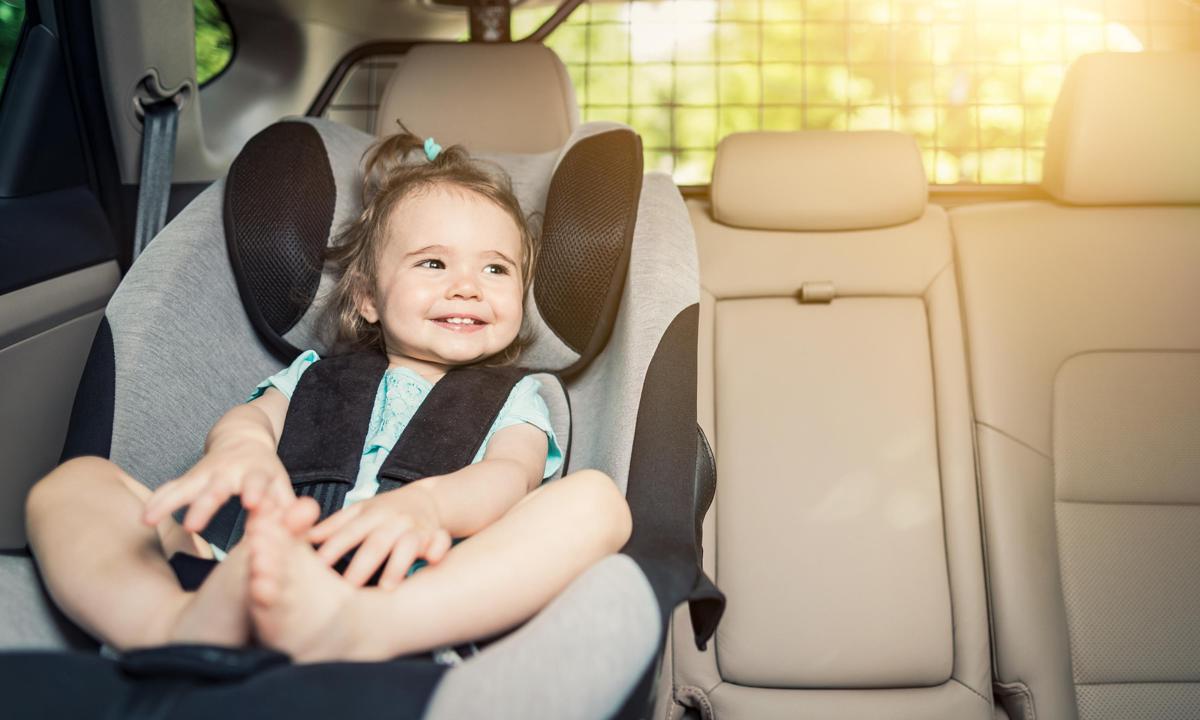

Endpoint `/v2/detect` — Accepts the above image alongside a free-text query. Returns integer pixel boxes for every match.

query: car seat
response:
[0,113,722,719]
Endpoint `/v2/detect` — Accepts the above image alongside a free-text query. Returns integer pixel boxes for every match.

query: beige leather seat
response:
[374,43,579,152]
[664,131,993,719]
[951,52,1200,720]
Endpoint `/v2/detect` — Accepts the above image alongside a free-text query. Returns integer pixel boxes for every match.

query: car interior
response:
[0,1,1197,718]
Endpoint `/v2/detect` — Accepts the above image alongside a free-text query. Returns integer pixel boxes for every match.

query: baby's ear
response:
[356,292,380,325]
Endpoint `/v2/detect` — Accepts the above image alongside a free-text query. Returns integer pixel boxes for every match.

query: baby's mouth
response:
[431,315,488,333]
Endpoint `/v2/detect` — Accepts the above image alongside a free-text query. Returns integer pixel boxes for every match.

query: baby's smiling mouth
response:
[431,314,488,332]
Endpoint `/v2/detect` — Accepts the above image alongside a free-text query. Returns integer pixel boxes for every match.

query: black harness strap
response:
[377,365,529,492]
[276,352,388,520]
[202,353,531,552]
[201,353,387,550]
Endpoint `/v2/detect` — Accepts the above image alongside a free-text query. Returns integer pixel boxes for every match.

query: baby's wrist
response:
[401,481,444,529]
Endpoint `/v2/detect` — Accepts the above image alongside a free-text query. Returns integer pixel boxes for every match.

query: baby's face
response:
[359,185,524,371]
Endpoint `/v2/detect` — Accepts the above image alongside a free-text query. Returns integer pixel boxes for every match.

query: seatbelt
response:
[131,98,181,262]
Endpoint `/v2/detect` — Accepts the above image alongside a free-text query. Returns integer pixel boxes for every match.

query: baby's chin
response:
[429,339,520,367]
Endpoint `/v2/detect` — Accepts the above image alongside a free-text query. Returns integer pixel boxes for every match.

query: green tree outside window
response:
[195,0,233,86]
[0,0,25,97]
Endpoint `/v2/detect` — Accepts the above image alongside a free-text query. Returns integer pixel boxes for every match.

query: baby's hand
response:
[142,438,294,533]
[307,485,451,590]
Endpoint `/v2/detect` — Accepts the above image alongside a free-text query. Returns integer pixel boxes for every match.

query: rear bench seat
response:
[951,51,1200,720]
[666,131,993,719]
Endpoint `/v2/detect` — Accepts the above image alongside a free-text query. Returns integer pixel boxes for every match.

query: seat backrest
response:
[950,51,1200,720]
[669,130,992,719]
[374,43,579,153]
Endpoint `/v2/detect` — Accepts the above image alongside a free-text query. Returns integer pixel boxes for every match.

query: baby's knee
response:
[561,470,632,550]
[26,456,129,517]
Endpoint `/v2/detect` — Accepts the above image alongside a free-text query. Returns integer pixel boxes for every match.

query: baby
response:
[26,128,632,663]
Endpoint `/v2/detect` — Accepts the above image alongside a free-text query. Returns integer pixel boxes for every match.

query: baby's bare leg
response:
[250,469,632,662]
[25,456,253,650]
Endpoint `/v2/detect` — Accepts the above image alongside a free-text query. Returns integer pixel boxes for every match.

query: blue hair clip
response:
[424,137,442,162]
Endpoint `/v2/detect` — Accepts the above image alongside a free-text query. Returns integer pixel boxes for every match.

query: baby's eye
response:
[417,258,445,270]
[483,264,510,275]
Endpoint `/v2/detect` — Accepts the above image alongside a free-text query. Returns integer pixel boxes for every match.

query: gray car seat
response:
[0,115,722,719]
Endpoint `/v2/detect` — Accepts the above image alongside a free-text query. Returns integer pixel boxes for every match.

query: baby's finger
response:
[423,529,453,565]
[343,527,403,587]
[313,515,375,566]
[307,503,363,544]
[269,473,295,509]
[181,481,233,532]
[378,534,421,591]
[143,473,207,524]
[241,471,271,510]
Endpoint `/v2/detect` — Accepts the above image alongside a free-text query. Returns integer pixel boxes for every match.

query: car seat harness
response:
[201,351,529,553]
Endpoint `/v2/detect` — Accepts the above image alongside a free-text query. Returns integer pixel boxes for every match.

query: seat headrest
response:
[224,119,642,377]
[374,43,579,153]
[1042,52,1200,205]
[711,131,927,231]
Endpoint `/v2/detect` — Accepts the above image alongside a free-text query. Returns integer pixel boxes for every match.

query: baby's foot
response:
[161,542,252,647]
[247,499,369,662]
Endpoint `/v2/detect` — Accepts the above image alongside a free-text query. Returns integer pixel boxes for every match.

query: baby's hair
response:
[325,122,537,366]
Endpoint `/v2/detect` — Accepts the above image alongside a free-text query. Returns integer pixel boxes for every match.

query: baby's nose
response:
[447,274,482,298]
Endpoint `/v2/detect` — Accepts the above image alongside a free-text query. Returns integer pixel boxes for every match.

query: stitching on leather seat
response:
[995,680,1037,720]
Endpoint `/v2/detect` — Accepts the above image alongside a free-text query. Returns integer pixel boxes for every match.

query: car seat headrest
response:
[224,119,642,377]
[1041,52,1200,206]
[711,130,927,231]
[375,43,580,153]
[225,123,336,362]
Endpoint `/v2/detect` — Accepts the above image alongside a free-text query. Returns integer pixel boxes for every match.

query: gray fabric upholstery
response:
[0,554,93,651]
[425,554,661,720]
[107,177,280,488]
[565,172,698,489]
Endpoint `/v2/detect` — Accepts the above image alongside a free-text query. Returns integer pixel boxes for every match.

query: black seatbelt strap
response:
[377,366,528,491]
[131,98,181,261]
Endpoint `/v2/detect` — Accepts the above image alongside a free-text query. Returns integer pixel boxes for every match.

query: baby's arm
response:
[416,422,548,536]
[307,422,548,588]
[142,387,292,532]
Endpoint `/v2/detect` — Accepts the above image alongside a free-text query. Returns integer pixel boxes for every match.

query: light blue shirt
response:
[251,350,564,509]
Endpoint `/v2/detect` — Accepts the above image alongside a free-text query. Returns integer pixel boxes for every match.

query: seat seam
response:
[674,684,716,720]
[951,676,994,706]
[922,260,954,297]
[975,420,1052,460]
[1056,498,1200,508]
[994,680,1037,720]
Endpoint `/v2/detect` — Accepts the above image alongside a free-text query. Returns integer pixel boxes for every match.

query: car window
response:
[0,0,25,97]
[515,0,1200,186]
[195,0,233,86]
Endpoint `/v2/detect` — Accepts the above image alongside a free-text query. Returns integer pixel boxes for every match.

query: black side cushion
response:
[224,121,335,364]
[622,305,725,651]
[535,129,643,376]
[60,316,115,462]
